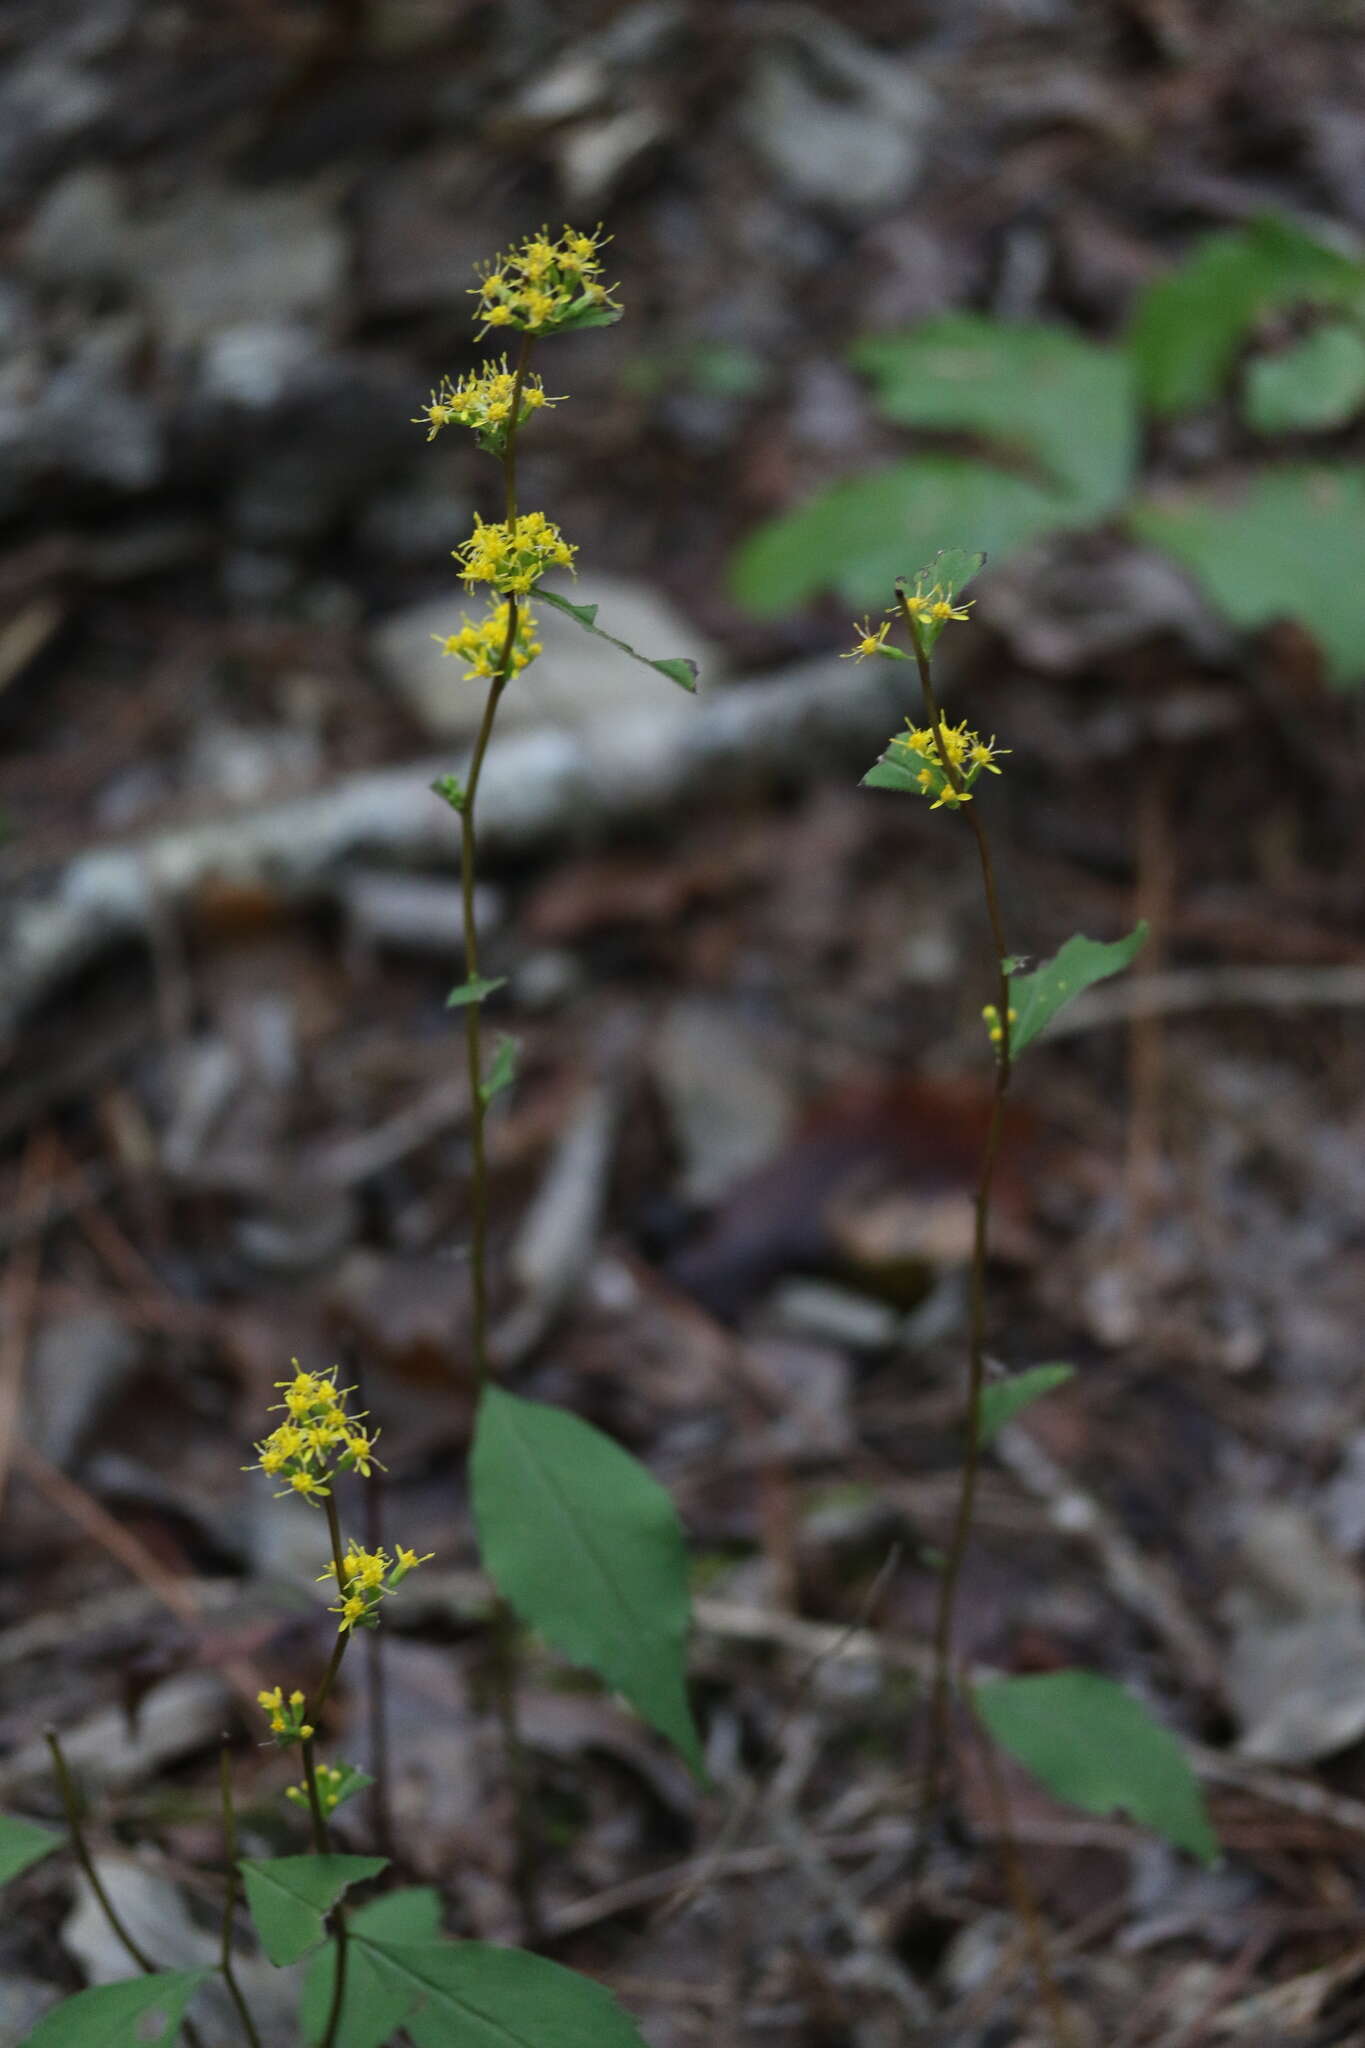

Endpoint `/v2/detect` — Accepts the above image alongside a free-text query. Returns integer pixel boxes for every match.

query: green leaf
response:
[1245,321,1365,434]
[537,589,698,692]
[1007,925,1148,1054]
[355,1939,649,2048]
[975,1671,1217,1862]
[1129,214,1365,414]
[301,1890,443,2048]
[0,1812,61,1886]
[862,754,925,795]
[731,458,1070,617]
[977,1364,1076,1447]
[854,317,1137,519]
[895,546,988,653]
[552,304,626,334]
[471,1387,702,1772]
[239,1854,387,1966]
[478,1033,520,1108]
[447,975,506,1010]
[1132,464,1365,687]
[20,1971,210,2048]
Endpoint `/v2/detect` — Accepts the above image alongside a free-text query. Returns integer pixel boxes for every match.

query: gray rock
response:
[125,183,348,348]
[653,999,795,1204]
[741,9,933,218]
[770,1279,901,1355]
[24,1311,138,1467]
[369,571,713,740]
[23,165,129,290]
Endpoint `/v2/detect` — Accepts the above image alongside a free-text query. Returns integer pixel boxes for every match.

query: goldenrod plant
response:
[3,1360,653,2047]
[0,228,697,2048]
[856,554,1216,2019]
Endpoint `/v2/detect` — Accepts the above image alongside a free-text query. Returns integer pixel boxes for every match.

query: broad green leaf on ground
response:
[732,459,1069,616]
[537,589,698,692]
[975,1671,1217,1862]
[854,317,1137,519]
[478,1034,520,1107]
[471,1387,702,1772]
[239,1854,387,1966]
[356,1940,649,2048]
[977,1364,1076,1447]
[301,1889,443,2048]
[0,1812,61,1886]
[446,975,506,1010]
[1007,925,1148,1054]
[1132,465,1365,687]
[1245,321,1365,434]
[1128,215,1365,414]
[21,1971,210,2048]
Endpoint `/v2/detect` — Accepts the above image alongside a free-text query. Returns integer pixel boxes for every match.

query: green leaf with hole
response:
[1007,924,1148,1054]
[301,1888,443,2048]
[1129,215,1365,414]
[975,1671,1217,1862]
[471,1386,702,1773]
[732,458,1071,617]
[1245,321,1365,434]
[1132,464,1365,686]
[239,1854,387,1966]
[977,1364,1075,1447]
[447,975,506,1010]
[854,317,1137,519]
[478,1033,520,1107]
[20,1971,210,2048]
[0,1812,61,1886]
[355,1940,649,2048]
[537,589,698,692]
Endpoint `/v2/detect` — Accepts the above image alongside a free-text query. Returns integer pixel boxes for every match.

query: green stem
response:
[896,598,1014,1867]
[46,1730,209,2048]
[218,1748,264,2048]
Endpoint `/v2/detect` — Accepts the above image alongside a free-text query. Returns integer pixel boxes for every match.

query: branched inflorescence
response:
[470,224,619,340]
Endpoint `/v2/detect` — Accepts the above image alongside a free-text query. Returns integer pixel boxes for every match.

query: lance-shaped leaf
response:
[976,1671,1217,1862]
[0,1811,61,1886]
[478,1033,520,1107]
[471,1387,702,1772]
[537,589,698,692]
[976,1364,1075,1447]
[239,1854,387,1965]
[1006,924,1148,1054]
[301,1888,443,2048]
[447,975,506,1010]
[21,1971,210,2048]
[355,1939,649,2048]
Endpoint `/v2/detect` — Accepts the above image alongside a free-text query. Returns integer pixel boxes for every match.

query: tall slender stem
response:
[896,597,1014,1865]
[447,335,544,1940]
[218,1748,264,2048]
[310,1492,355,2048]
[46,1730,208,2048]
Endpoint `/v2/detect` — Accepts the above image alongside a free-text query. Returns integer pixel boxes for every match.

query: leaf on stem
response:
[537,590,698,693]
[446,975,506,1010]
[20,1970,211,2048]
[976,1364,1075,1447]
[1006,924,1148,1054]
[355,1938,649,2048]
[0,1811,61,1886]
[478,1034,520,1107]
[975,1670,1218,1862]
[470,1386,703,1773]
[239,1854,387,1966]
[301,1889,443,2048]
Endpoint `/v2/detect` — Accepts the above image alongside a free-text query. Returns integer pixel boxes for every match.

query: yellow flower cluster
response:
[889,720,1009,810]
[318,1541,434,1632]
[453,510,575,594]
[414,359,560,444]
[284,1761,366,1812]
[902,584,973,627]
[435,600,542,682]
[982,1002,1020,1047]
[257,1686,313,1746]
[471,224,619,339]
[246,1364,382,1504]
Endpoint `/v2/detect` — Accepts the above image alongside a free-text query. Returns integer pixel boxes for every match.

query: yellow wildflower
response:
[453,513,575,594]
[841,618,892,663]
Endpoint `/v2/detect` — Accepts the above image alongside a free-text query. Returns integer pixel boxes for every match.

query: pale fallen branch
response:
[0,658,907,1045]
